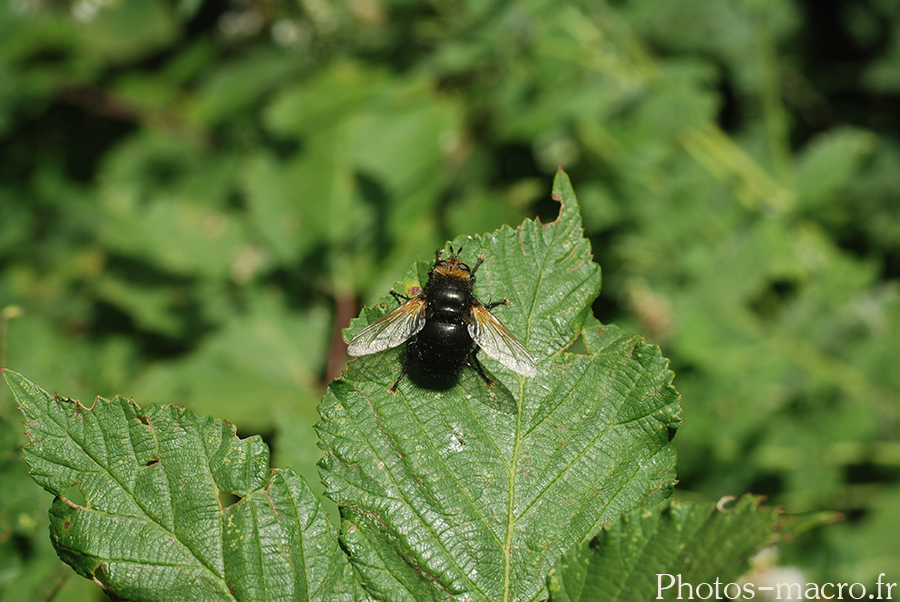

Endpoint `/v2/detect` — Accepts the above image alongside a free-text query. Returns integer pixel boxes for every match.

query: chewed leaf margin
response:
[4,368,365,602]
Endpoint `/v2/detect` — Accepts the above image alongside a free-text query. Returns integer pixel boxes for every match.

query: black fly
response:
[345,247,537,392]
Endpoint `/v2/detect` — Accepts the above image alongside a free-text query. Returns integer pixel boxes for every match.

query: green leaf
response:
[795,127,876,208]
[318,170,681,601]
[0,408,60,601]
[4,369,365,602]
[98,196,247,280]
[130,290,331,432]
[547,496,782,602]
[76,0,178,63]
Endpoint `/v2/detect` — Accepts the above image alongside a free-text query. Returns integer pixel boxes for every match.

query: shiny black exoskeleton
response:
[391,248,499,390]
[345,245,536,392]
[412,274,477,379]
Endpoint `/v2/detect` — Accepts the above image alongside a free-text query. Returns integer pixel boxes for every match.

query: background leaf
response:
[3,0,899,591]
[318,171,681,602]
[4,368,364,602]
[546,496,782,602]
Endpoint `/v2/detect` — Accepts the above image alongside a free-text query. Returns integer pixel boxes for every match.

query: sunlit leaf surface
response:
[547,496,782,602]
[5,369,365,602]
[319,171,681,601]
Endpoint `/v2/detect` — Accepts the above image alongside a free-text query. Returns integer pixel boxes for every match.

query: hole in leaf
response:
[667,425,678,442]
[61,484,87,508]
[219,491,242,508]
[564,333,589,355]
[93,563,110,588]
[137,414,151,426]
[143,457,159,467]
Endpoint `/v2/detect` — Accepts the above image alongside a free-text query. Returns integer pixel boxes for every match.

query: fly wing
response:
[345,296,427,356]
[468,302,537,377]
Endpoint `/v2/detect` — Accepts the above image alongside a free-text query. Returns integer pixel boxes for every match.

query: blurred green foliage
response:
[0,0,898,599]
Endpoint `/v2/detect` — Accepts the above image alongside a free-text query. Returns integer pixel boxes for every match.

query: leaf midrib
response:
[502,214,566,602]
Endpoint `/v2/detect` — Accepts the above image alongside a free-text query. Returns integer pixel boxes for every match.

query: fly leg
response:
[390,290,410,305]
[389,344,413,393]
[486,298,509,311]
[470,348,495,388]
[470,254,485,276]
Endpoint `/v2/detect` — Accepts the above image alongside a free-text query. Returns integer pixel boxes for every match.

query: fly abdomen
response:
[412,318,473,376]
